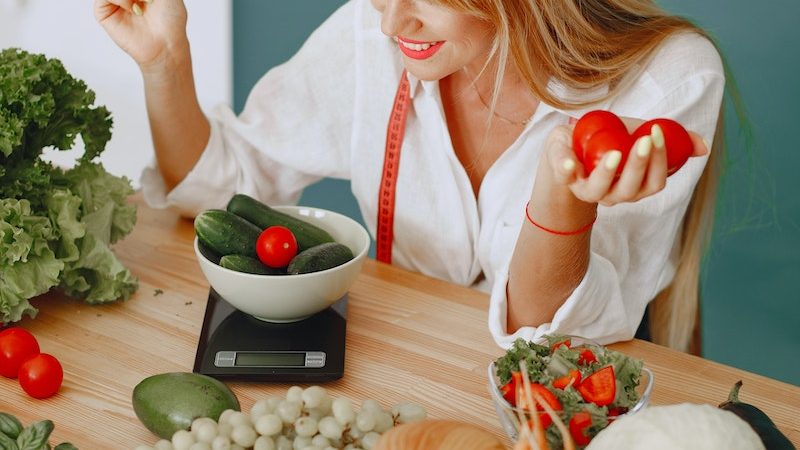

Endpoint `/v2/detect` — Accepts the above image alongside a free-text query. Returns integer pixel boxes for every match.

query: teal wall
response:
[232,1,799,385]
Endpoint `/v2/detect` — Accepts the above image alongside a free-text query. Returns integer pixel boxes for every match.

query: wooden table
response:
[2,196,799,448]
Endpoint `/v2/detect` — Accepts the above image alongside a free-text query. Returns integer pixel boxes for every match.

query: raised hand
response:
[94,0,188,70]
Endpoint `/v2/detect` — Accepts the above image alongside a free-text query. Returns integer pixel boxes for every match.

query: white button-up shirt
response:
[141,0,725,348]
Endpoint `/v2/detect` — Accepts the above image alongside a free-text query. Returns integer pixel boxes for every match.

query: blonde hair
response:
[435,0,723,352]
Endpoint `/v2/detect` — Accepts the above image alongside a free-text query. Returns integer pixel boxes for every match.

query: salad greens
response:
[0,48,137,324]
[494,336,644,449]
[0,412,77,450]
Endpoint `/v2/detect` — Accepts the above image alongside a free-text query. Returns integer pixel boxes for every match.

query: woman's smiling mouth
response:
[396,36,445,60]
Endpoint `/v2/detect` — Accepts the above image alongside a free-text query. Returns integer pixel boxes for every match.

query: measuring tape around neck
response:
[376,70,411,264]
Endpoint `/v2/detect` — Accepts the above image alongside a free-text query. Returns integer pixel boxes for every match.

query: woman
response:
[95,0,724,352]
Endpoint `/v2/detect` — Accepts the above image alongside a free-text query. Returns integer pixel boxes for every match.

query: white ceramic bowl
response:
[194,205,371,322]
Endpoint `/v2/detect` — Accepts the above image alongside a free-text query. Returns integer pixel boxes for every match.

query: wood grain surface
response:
[1,195,798,448]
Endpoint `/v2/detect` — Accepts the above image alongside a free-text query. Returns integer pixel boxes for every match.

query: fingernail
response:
[635,136,652,158]
[142,0,153,3]
[132,3,143,15]
[604,150,622,170]
[651,124,665,149]
[562,158,576,173]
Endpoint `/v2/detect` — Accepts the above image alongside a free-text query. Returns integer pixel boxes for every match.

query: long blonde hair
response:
[435,0,723,352]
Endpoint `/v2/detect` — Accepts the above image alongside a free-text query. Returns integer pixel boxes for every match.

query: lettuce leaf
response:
[0,199,63,323]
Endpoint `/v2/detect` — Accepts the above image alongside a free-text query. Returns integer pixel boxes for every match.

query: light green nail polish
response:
[636,136,652,158]
[562,158,575,172]
[132,3,143,15]
[605,150,622,170]
[651,124,665,148]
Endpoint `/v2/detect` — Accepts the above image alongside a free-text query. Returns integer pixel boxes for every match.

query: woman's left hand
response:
[542,119,708,206]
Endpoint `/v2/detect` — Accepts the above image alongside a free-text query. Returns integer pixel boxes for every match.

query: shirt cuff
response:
[488,253,636,349]
[140,118,235,217]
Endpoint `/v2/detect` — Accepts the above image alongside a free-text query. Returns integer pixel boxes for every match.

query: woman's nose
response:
[380,0,419,37]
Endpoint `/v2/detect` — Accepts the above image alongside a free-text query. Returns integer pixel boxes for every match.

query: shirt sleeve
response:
[489,33,726,348]
[141,1,358,216]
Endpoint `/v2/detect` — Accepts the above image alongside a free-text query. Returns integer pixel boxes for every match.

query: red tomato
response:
[568,411,594,446]
[0,327,40,378]
[582,128,634,176]
[572,110,627,161]
[500,379,515,406]
[18,353,63,399]
[577,366,617,406]
[527,413,553,430]
[577,348,598,366]
[632,118,693,174]
[255,226,298,268]
[518,383,563,413]
[552,369,582,390]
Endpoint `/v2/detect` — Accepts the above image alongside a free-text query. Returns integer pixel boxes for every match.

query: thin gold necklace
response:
[472,82,534,126]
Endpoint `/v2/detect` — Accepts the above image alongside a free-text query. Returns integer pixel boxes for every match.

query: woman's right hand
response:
[94,0,188,70]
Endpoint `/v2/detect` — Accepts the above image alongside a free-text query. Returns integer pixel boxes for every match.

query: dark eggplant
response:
[719,380,795,450]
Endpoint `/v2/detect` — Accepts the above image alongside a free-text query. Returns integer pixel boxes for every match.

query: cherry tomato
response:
[569,411,594,446]
[582,128,634,176]
[632,118,693,174]
[572,110,627,161]
[577,365,617,406]
[18,353,63,399]
[255,226,298,268]
[0,327,40,378]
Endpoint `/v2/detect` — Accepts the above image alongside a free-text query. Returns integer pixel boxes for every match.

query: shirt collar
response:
[404,71,437,99]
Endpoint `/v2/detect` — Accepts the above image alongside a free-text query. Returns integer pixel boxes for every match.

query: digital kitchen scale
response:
[193,289,347,382]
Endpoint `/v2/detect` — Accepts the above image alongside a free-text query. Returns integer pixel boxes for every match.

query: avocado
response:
[132,372,240,439]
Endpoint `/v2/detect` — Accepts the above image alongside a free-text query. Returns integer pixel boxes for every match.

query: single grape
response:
[359,399,382,413]
[251,398,274,419]
[255,413,284,436]
[231,425,257,447]
[355,410,376,433]
[286,386,304,403]
[395,403,427,423]
[292,435,312,450]
[373,411,393,433]
[277,400,303,424]
[301,386,327,409]
[193,422,218,444]
[218,410,237,425]
[228,411,253,429]
[361,432,381,450]
[294,417,318,437]
[133,446,153,450]
[317,417,344,440]
[275,435,293,450]
[172,430,196,450]
[254,435,276,450]
[189,443,211,450]
[332,398,355,425]
[210,436,231,450]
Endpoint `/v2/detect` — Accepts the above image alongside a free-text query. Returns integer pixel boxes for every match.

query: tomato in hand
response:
[256,226,298,268]
[18,353,63,399]
[572,110,627,161]
[581,128,634,177]
[0,327,40,378]
[632,118,693,174]
[577,365,617,406]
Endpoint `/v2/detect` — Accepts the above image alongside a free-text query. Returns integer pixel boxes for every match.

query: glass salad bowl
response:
[486,337,655,442]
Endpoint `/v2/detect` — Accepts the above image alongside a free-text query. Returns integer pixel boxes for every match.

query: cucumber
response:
[132,372,240,439]
[219,254,286,275]
[194,209,261,258]
[287,242,354,275]
[226,193,335,252]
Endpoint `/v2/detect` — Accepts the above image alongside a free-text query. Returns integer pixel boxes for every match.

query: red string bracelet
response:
[524,201,596,236]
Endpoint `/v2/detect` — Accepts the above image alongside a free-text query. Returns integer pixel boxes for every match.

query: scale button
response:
[305,352,326,368]
[215,351,237,368]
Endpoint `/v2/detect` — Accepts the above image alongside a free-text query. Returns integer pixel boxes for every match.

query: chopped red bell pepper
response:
[569,411,593,446]
[578,348,597,365]
[552,369,582,390]
[518,382,563,412]
[527,412,553,431]
[551,338,572,351]
[577,366,616,406]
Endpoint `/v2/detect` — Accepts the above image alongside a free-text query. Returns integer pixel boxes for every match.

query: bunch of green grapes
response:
[133,385,427,450]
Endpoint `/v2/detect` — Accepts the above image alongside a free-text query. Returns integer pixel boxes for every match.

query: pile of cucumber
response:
[195,194,354,275]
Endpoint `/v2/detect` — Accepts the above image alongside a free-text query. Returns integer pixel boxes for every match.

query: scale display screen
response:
[214,351,325,368]
[236,352,304,367]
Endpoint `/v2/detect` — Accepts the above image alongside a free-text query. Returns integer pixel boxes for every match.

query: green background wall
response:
[232,1,799,385]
